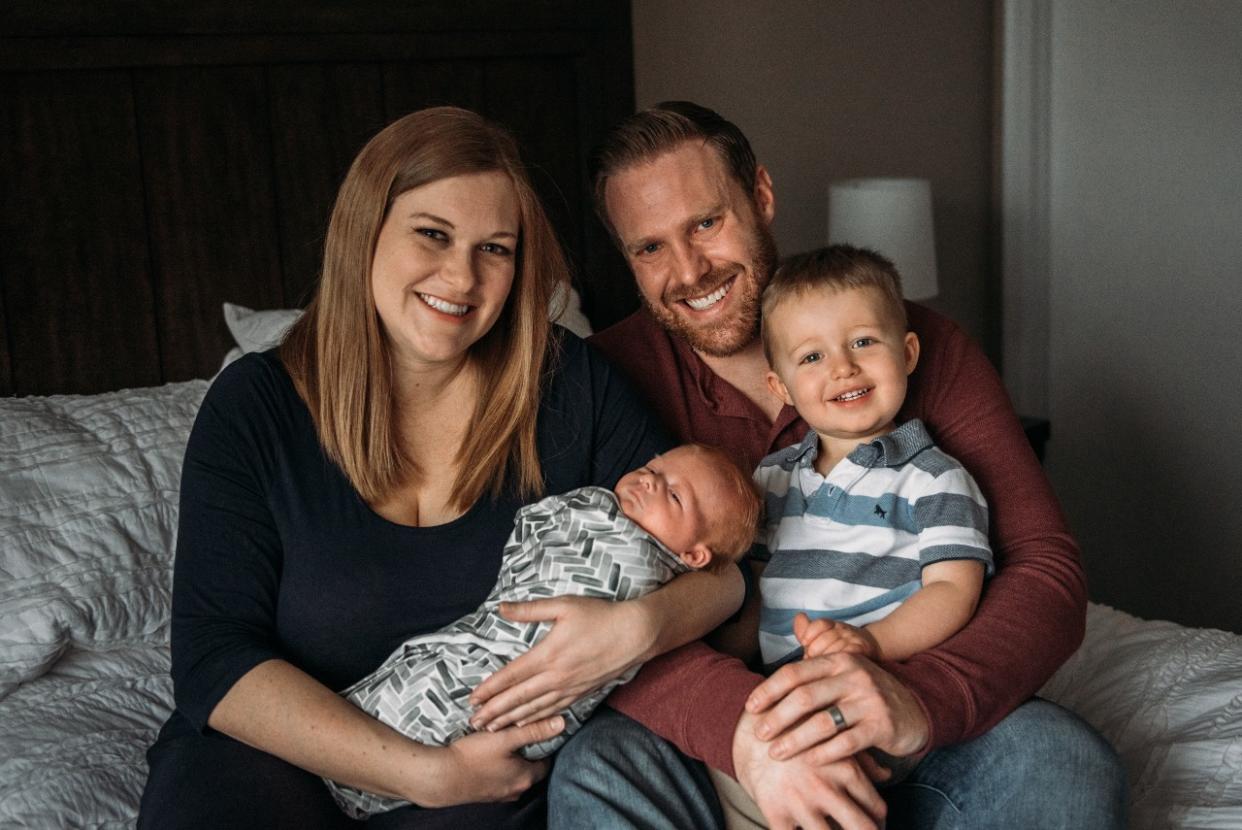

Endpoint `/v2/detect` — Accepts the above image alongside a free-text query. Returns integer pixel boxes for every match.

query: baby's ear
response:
[679,544,714,570]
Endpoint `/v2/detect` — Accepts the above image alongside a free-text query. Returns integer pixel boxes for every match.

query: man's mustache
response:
[663,266,740,303]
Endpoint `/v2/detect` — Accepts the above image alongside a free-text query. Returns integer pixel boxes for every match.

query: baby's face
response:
[614,446,729,558]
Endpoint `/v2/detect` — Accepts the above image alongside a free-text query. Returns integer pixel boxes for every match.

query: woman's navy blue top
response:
[162,332,669,739]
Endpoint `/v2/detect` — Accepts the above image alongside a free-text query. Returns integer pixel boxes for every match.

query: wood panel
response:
[0,2,634,395]
[567,7,638,331]
[382,60,486,124]
[484,57,583,287]
[1,1,625,38]
[0,279,10,394]
[133,66,286,382]
[268,63,388,307]
[0,70,159,395]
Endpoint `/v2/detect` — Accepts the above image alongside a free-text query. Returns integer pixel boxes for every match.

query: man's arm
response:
[892,306,1086,747]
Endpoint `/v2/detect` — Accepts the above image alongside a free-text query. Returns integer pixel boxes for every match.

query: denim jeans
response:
[548,699,1126,829]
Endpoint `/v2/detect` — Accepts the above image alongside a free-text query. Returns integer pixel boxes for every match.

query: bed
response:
[3,305,1242,828]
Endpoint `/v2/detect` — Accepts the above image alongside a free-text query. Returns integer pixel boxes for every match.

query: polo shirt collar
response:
[788,428,822,467]
[847,419,933,468]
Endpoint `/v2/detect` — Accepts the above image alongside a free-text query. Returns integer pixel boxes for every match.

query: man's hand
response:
[468,596,653,731]
[795,613,880,660]
[732,709,887,830]
[746,652,930,768]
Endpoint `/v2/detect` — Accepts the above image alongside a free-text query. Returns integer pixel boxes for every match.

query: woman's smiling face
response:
[370,171,520,372]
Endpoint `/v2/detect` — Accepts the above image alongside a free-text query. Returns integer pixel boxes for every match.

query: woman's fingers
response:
[498,714,565,754]
[469,662,540,722]
[490,689,567,731]
[468,600,563,707]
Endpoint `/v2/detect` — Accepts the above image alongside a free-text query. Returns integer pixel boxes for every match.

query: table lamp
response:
[827,177,939,300]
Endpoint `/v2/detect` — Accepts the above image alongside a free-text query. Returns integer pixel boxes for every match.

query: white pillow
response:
[220,285,594,367]
[219,303,303,369]
[550,282,593,339]
[0,380,208,697]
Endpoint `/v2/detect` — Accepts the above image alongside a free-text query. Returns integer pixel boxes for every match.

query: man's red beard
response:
[641,220,779,358]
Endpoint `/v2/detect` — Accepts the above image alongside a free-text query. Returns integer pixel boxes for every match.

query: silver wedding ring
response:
[827,704,848,730]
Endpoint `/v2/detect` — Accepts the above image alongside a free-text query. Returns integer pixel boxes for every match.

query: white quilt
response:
[1,377,1240,828]
[0,381,202,827]
[1041,603,1242,829]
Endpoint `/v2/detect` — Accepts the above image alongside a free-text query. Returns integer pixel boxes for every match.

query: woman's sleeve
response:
[889,317,1087,749]
[169,359,289,731]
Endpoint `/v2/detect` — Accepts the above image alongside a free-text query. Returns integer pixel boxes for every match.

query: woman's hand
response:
[468,596,654,731]
[746,652,930,769]
[419,716,564,807]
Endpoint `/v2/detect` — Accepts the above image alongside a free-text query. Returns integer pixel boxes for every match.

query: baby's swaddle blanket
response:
[326,486,690,818]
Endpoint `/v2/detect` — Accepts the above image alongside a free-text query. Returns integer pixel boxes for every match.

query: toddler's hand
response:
[794,612,880,660]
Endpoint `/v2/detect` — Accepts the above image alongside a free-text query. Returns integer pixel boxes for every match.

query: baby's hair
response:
[683,443,762,567]
[760,245,908,366]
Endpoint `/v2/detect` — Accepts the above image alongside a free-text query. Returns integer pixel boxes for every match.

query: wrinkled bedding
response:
[1041,603,1242,829]
[0,647,172,827]
[2,378,1240,828]
[1,382,201,827]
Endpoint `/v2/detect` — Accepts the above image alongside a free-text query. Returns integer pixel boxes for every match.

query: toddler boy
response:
[753,244,993,670]
[328,443,760,818]
[710,244,995,829]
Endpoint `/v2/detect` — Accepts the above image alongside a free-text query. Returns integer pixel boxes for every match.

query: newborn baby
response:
[327,442,760,818]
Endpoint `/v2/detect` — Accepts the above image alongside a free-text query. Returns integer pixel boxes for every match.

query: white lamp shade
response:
[827,178,939,301]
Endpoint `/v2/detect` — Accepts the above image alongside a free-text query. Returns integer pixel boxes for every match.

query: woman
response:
[138,107,744,829]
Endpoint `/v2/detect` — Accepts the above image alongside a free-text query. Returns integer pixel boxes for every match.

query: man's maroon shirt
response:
[589,303,1086,776]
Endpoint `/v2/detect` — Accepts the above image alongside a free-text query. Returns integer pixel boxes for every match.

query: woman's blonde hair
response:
[281,107,567,510]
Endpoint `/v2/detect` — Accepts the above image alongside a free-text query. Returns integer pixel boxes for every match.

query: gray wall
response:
[632,0,997,355]
[634,1,1242,633]
[1044,1,1242,632]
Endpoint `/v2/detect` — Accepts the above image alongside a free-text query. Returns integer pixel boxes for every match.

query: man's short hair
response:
[590,101,758,239]
[760,245,908,366]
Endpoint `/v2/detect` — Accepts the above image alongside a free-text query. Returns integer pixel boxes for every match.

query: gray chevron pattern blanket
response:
[326,486,691,818]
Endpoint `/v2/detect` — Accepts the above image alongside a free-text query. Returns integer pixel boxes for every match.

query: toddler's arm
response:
[797,560,985,662]
[859,559,985,661]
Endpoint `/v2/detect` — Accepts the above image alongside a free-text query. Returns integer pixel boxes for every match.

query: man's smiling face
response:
[604,140,778,357]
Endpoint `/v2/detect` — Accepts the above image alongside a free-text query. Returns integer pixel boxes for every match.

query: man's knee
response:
[892,699,1126,828]
[999,699,1125,788]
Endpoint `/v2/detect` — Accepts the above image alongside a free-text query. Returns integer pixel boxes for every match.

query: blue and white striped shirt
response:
[753,420,992,669]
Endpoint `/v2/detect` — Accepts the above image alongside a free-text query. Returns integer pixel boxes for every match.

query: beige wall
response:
[1043,1,1242,633]
[632,0,997,354]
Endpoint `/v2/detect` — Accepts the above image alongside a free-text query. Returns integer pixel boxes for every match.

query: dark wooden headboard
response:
[0,2,637,396]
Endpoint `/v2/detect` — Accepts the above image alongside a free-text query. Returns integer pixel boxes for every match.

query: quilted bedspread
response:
[1,381,203,826]
[1,378,1240,828]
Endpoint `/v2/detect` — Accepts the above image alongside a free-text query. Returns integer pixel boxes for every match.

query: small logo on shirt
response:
[874,505,887,519]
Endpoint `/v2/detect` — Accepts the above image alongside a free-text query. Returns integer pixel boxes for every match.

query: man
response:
[549,102,1125,829]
